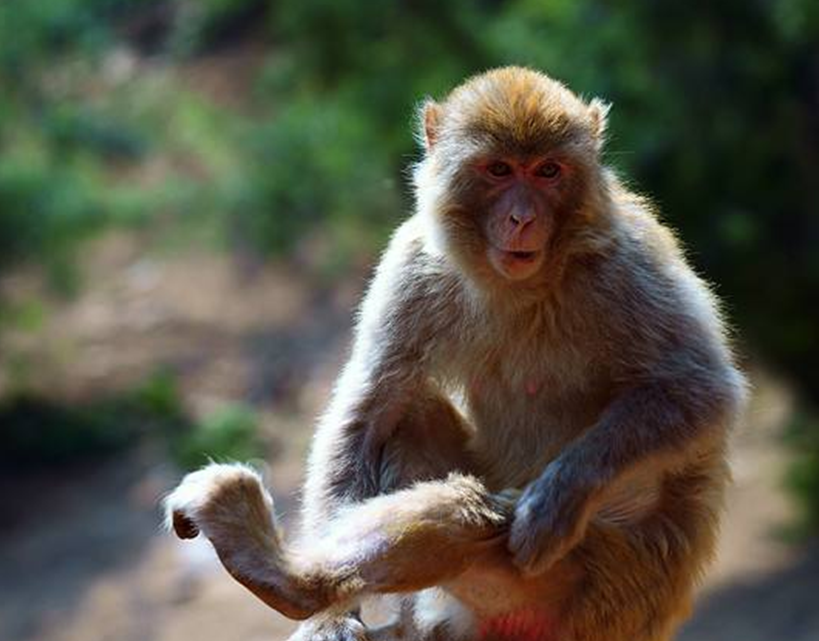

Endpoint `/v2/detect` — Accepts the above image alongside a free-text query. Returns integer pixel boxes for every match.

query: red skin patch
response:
[478,611,559,641]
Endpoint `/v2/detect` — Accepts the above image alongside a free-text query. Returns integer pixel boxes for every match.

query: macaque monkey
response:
[165,67,746,641]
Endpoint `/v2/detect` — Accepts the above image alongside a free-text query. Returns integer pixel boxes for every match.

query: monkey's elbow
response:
[718,365,749,423]
[692,365,748,434]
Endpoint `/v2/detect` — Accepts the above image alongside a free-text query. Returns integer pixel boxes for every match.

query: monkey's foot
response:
[164,462,275,540]
[288,615,372,641]
[164,463,329,620]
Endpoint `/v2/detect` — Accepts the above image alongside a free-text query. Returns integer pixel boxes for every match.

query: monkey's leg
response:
[165,464,513,622]
[560,459,727,641]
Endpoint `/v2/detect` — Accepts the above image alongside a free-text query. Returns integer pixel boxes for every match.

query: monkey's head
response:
[416,67,610,286]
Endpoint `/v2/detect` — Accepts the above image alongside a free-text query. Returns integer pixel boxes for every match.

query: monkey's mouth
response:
[488,247,545,280]
[507,250,538,262]
[495,248,542,265]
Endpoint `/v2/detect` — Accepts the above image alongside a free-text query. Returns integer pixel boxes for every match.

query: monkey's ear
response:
[588,97,611,144]
[420,99,443,150]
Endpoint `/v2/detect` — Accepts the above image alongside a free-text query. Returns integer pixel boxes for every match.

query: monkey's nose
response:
[509,209,535,227]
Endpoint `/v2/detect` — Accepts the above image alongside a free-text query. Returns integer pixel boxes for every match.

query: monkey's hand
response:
[287,615,369,641]
[507,465,595,577]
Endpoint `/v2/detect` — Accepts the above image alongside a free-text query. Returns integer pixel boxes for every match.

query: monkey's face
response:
[471,156,565,281]
[432,149,586,285]
[419,67,607,286]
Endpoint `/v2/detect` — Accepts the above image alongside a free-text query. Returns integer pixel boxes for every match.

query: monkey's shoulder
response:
[569,223,736,387]
[583,204,715,315]
[357,216,467,345]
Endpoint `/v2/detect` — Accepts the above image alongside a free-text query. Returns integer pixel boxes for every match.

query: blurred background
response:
[0,1,817,640]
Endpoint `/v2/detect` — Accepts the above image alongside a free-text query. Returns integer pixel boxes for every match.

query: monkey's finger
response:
[509,533,548,576]
[507,510,561,577]
[512,542,562,578]
[510,515,585,578]
[496,487,523,506]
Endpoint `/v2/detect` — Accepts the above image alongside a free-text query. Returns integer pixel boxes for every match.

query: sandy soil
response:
[1,235,817,641]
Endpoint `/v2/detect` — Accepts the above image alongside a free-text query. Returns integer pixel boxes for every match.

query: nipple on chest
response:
[470,377,484,396]
[525,379,540,396]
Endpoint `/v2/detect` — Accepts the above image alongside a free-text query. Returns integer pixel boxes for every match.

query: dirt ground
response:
[1,235,817,641]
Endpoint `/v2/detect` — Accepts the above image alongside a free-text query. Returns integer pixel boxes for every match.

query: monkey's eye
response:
[486,161,513,178]
[535,162,561,180]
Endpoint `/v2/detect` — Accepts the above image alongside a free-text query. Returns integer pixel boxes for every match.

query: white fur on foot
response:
[163,462,272,539]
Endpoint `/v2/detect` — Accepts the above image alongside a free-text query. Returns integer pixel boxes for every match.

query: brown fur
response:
[165,67,746,641]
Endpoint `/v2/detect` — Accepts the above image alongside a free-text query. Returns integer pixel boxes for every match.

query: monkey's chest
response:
[434,328,610,485]
[458,361,609,489]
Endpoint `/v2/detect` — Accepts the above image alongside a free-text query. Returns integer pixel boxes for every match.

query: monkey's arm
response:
[301,221,446,532]
[510,325,745,577]
[293,222,455,636]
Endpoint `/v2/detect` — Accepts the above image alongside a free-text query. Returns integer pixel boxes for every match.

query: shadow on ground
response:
[680,543,819,641]
[0,452,163,641]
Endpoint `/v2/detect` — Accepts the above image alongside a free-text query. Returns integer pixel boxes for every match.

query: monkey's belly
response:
[477,610,560,641]
[442,551,577,640]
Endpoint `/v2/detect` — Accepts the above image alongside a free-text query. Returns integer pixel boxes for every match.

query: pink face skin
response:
[476,157,566,281]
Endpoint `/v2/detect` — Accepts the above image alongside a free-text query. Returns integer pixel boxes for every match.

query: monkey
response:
[165,67,747,641]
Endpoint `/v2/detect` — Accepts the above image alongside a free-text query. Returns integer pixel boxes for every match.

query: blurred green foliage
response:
[0,394,143,469]
[0,371,265,473]
[138,373,266,472]
[0,370,183,471]
[1,1,818,521]
[785,413,819,534]
[168,403,264,471]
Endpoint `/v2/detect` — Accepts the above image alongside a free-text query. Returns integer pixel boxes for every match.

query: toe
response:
[172,511,200,539]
